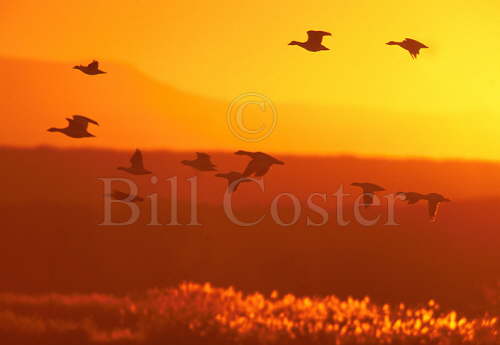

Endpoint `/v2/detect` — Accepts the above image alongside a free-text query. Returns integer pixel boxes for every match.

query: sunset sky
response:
[1,1,499,159]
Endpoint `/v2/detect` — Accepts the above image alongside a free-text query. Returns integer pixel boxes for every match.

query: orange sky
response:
[0,1,499,159]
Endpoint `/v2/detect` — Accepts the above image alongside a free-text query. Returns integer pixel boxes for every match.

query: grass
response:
[0,282,498,345]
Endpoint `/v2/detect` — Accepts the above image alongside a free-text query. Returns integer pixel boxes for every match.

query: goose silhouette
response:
[73,60,106,75]
[235,151,284,177]
[424,193,451,222]
[182,152,216,171]
[110,190,144,202]
[397,192,450,222]
[47,115,99,138]
[215,171,251,192]
[117,149,152,175]
[289,30,332,52]
[351,182,386,208]
[386,38,428,59]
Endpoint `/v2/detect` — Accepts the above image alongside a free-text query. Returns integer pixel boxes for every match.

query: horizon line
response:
[1,144,499,165]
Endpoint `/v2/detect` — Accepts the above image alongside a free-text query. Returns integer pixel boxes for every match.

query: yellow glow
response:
[0,1,499,159]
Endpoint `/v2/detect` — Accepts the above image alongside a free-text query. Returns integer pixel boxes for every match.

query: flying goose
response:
[215,171,251,192]
[424,193,451,222]
[117,149,152,175]
[397,192,450,222]
[351,182,386,208]
[47,115,99,138]
[181,152,217,171]
[235,151,284,177]
[289,30,332,52]
[73,60,106,75]
[386,38,428,59]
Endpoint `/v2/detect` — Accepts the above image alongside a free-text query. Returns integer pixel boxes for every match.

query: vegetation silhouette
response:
[0,283,498,345]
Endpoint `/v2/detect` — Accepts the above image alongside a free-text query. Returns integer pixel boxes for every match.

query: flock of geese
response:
[117,149,285,193]
[351,183,450,223]
[289,31,429,58]
[47,31,449,223]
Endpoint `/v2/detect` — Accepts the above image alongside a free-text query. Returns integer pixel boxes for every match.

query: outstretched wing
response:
[66,117,83,131]
[407,197,422,205]
[403,38,428,58]
[87,60,99,69]
[242,154,273,176]
[196,152,215,168]
[362,183,385,193]
[130,149,145,170]
[254,163,272,177]
[307,30,331,45]
[404,38,428,48]
[66,115,98,131]
[242,159,261,177]
[74,115,99,125]
[406,192,426,204]
[428,200,440,221]
[255,152,279,162]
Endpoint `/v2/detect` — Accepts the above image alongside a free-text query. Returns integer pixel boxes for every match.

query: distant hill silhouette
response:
[0,57,225,150]
[1,57,498,159]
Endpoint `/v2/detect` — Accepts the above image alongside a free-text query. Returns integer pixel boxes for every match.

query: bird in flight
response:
[117,149,152,175]
[397,192,451,222]
[289,30,332,52]
[47,115,99,138]
[110,190,144,202]
[73,60,106,75]
[351,182,386,208]
[215,171,251,193]
[424,193,451,222]
[386,38,428,59]
[235,151,284,177]
[181,152,217,171]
